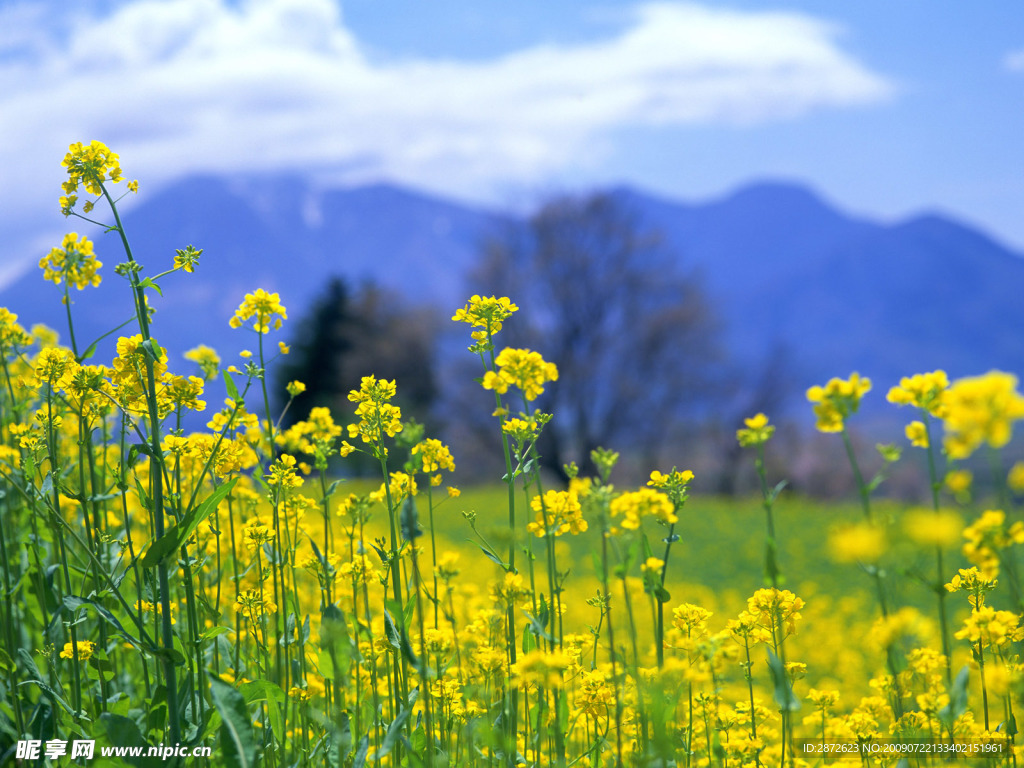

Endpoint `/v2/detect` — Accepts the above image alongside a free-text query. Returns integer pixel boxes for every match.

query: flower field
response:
[4,142,1024,767]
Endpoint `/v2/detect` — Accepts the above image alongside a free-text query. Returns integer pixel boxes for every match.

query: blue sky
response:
[1,0,1022,282]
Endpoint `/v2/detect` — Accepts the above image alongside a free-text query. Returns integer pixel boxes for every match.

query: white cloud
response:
[1005,48,1024,71]
[0,0,892,246]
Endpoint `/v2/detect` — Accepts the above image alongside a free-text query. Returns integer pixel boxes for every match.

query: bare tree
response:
[469,191,721,479]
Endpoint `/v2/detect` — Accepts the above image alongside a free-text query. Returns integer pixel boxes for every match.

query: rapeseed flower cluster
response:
[942,371,1024,458]
[229,289,288,333]
[609,487,676,530]
[39,233,102,290]
[481,347,559,401]
[806,372,871,432]
[451,294,518,343]
[526,489,587,537]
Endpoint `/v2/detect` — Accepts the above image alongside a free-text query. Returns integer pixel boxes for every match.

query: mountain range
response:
[3,174,1023,418]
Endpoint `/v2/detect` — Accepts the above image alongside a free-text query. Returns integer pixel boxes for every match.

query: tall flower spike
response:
[60,140,135,214]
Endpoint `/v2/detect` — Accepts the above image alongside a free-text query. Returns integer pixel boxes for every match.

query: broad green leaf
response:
[239,678,285,738]
[223,369,241,403]
[141,477,237,568]
[100,713,162,768]
[377,706,412,760]
[766,648,800,712]
[209,676,256,768]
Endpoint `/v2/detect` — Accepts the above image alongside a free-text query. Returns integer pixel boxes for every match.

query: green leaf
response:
[100,713,161,768]
[200,626,233,642]
[223,369,241,403]
[141,477,237,568]
[522,610,554,643]
[522,622,536,655]
[468,539,509,570]
[401,496,423,541]
[352,734,369,768]
[18,679,76,716]
[377,706,412,760]
[939,666,970,729]
[239,679,285,738]
[209,676,256,768]
[139,277,164,296]
[63,595,146,650]
[383,610,402,650]
[768,479,789,504]
[140,339,163,362]
[766,648,800,712]
[79,339,100,363]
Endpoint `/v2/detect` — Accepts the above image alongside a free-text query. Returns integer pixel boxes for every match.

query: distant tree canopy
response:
[472,191,721,478]
[276,277,438,432]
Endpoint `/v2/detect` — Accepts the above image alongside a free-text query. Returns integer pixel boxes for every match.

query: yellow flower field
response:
[3,142,1024,767]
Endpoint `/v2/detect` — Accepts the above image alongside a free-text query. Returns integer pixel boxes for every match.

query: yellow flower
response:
[412,438,455,474]
[736,412,774,447]
[807,688,840,710]
[886,370,949,417]
[236,589,276,621]
[746,588,805,638]
[39,233,102,289]
[902,508,962,548]
[230,289,288,333]
[526,489,587,537]
[0,308,31,349]
[674,603,713,637]
[173,245,202,273]
[278,342,290,355]
[435,551,461,581]
[162,374,206,413]
[610,487,676,530]
[60,140,124,206]
[452,295,518,343]
[955,605,1024,649]
[806,373,871,432]
[268,454,304,489]
[641,556,665,574]
[482,348,558,401]
[945,468,972,497]
[945,566,997,608]
[942,371,1024,459]
[60,640,96,661]
[346,375,403,451]
[647,468,694,506]
[1008,461,1024,494]
[904,420,928,448]
[184,345,220,380]
[828,522,886,563]
[574,669,615,717]
[962,510,1024,579]
[511,649,571,689]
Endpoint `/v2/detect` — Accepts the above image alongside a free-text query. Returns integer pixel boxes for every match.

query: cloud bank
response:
[0,0,892,229]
